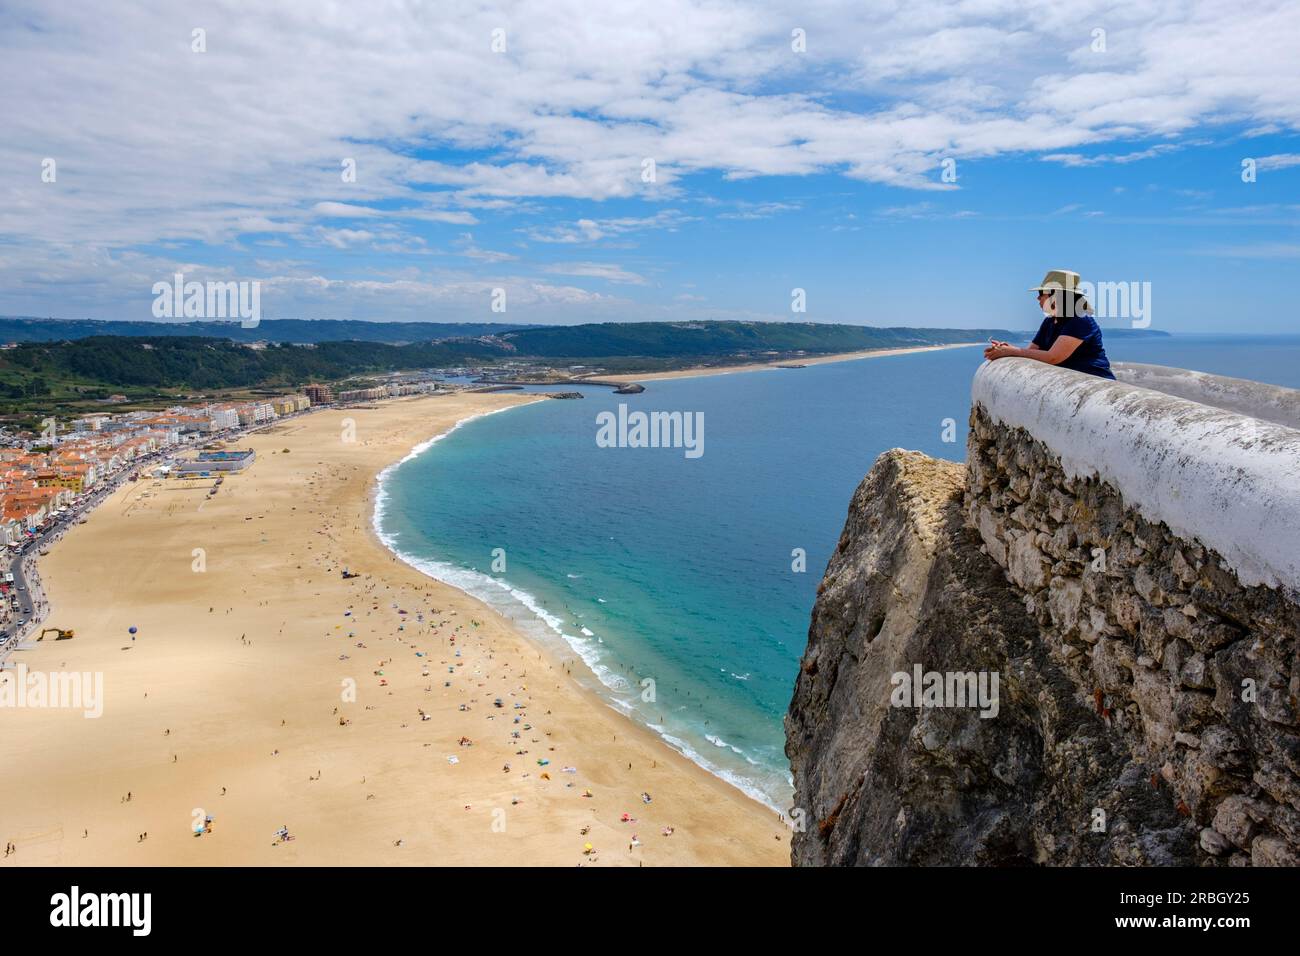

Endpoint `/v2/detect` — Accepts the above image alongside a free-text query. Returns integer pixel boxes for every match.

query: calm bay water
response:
[376,335,1300,811]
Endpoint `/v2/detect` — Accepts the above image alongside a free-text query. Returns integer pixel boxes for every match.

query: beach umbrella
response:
[129,626,138,634]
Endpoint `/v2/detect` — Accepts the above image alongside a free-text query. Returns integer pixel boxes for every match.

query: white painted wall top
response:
[1114,363,1300,431]
[972,358,1300,595]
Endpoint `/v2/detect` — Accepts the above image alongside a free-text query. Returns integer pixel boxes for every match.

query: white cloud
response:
[312,202,383,219]
[523,210,695,243]
[316,228,376,249]
[454,232,518,262]
[1041,145,1183,167]
[876,202,977,220]
[718,201,802,220]
[1255,154,1300,171]
[1,0,1298,320]
[543,261,647,284]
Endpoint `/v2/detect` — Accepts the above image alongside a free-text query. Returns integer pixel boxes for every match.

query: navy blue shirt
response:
[1032,312,1114,379]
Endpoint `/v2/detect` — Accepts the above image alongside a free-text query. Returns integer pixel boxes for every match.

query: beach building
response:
[204,405,241,432]
[59,462,95,491]
[72,414,112,433]
[34,466,91,493]
[155,412,213,436]
[2,485,70,529]
[270,394,311,416]
[131,419,183,446]
[0,512,24,546]
[1,504,37,541]
[234,402,275,427]
[176,449,256,474]
[337,387,385,404]
[304,384,334,405]
[335,382,423,403]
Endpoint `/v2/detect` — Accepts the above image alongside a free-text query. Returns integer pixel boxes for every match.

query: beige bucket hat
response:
[1030,269,1083,293]
[1030,268,1091,313]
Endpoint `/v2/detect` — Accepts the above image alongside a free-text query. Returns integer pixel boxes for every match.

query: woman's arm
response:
[984,339,1042,358]
[986,335,1082,365]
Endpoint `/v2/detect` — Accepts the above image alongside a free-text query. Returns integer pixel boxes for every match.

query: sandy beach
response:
[0,392,787,866]
[592,342,984,383]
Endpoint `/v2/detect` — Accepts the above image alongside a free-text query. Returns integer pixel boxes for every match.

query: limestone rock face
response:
[785,450,1198,865]
[787,362,1300,866]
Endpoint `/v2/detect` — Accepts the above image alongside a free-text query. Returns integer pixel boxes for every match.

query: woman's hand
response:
[986,336,1082,366]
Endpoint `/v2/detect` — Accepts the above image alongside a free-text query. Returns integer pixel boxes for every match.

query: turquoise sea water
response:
[375,335,1300,811]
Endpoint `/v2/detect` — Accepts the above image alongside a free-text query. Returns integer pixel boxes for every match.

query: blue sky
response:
[1,0,1297,333]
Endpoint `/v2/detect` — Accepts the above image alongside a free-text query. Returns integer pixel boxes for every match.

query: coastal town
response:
[0,378,444,654]
[0,356,618,658]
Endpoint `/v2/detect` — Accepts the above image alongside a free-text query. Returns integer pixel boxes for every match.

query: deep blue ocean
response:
[375,334,1300,811]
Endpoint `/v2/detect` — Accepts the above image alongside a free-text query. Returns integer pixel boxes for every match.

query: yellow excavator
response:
[38,628,74,641]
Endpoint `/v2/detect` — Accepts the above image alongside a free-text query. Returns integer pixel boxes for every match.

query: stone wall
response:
[966,360,1300,865]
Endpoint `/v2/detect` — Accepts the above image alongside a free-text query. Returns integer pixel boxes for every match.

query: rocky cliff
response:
[786,360,1300,866]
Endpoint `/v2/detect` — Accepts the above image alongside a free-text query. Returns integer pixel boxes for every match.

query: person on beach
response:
[983,269,1115,380]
